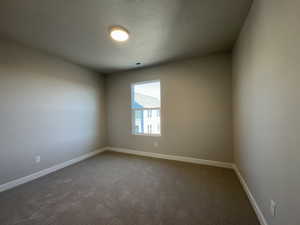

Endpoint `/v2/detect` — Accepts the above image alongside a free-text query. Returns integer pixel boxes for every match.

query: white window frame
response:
[131,80,161,137]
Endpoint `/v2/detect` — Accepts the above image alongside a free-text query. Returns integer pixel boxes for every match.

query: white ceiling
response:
[0,0,252,73]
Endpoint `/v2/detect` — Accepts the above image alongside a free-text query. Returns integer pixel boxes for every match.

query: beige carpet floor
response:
[0,151,260,225]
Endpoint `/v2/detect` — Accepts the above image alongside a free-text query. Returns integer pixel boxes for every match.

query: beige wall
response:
[0,39,107,185]
[106,53,233,162]
[233,0,300,224]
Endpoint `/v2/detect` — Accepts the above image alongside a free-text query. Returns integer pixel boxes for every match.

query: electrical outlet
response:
[35,156,41,163]
[154,142,159,147]
[270,200,277,217]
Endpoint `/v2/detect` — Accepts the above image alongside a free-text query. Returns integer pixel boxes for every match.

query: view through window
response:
[131,80,161,136]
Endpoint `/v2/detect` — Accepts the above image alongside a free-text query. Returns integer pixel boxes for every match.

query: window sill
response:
[132,133,161,137]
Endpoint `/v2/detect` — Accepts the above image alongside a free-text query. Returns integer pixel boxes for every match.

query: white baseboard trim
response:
[107,147,233,169]
[233,165,268,225]
[0,147,108,193]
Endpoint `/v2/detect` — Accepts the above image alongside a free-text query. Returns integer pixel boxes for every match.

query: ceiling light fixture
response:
[109,26,129,42]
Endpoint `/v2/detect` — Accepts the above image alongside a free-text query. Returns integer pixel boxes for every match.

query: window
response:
[131,80,161,136]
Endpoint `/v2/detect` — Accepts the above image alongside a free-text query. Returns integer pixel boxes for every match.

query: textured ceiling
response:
[0,0,252,73]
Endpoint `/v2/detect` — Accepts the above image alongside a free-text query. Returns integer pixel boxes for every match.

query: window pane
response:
[148,109,160,135]
[133,110,143,134]
[132,81,160,109]
[133,109,160,135]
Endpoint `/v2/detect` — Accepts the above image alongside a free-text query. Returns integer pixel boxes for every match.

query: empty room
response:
[0,0,298,225]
